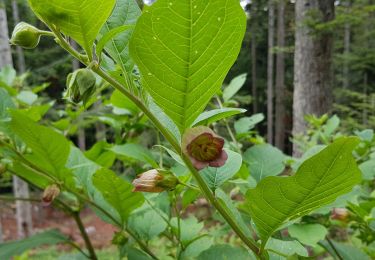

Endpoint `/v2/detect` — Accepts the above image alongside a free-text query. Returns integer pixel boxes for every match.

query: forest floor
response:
[1,200,117,249]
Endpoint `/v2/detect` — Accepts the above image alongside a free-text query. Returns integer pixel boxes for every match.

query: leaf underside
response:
[28,0,116,57]
[246,137,361,244]
[130,0,246,131]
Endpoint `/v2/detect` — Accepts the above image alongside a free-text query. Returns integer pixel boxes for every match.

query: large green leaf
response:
[130,0,246,130]
[128,209,168,241]
[265,238,308,259]
[99,0,141,73]
[28,0,116,57]
[10,111,71,181]
[200,150,242,191]
[197,244,252,260]
[245,137,361,244]
[243,144,286,182]
[0,229,70,259]
[93,168,144,224]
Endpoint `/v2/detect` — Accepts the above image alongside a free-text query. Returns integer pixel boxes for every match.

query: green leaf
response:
[130,0,246,131]
[0,88,15,120]
[28,0,116,58]
[265,238,308,259]
[200,150,242,191]
[243,144,286,182]
[16,90,38,105]
[359,159,375,180]
[197,244,252,260]
[84,141,116,168]
[288,224,328,247]
[245,137,362,244]
[223,73,247,102]
[93,168,144,223]
[110,143,158,168]
[234,114,264,134]
[110,90,139,115]
[0,229,70,259]
[171,217,203,244]
[96,25,134,60]
[99,0,141,73]
[10,110,71,181]
[192,108,247,127]
[180,236,213,260]
[128,209,168,241]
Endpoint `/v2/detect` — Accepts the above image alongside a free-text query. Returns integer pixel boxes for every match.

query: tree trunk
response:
[293,0,335,155]
[343,0,352,89]
[275,0,286,150]
[0,0,33,239]
[0,0,12,67]
[11,0,25,73]
[251,1,258,113]
[267,0,275,144]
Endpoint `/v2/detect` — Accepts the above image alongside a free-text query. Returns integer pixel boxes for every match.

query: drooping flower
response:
[182,126,228,170]
[331,208,350,221]
[65,69,96,106]
[132,169,178,193]
[42,184,60,206]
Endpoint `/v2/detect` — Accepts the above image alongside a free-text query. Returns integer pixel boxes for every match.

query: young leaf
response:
[243,144,286,182]
[28,0,116,58]
[10,110,71,181]
[99,0,141,73]
[192,108,247,127]
[223,73,247,102]
[245,137,361,244]
[200,150,242,191]
[197,244,252,260]
[234,113,264,134]
[130,0,246,131]
[93,168,144,224]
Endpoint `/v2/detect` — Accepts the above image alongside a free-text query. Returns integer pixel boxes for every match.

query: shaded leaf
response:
[192,108,246,127]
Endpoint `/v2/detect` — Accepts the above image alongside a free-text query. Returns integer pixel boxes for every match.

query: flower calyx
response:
[132,169,179,193]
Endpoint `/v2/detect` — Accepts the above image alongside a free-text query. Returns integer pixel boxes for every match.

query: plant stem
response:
[51,30,260,257]
[72,211,98,260]
[326,238,344,260]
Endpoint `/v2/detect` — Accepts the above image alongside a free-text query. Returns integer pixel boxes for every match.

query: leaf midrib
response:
[260,139,349,243]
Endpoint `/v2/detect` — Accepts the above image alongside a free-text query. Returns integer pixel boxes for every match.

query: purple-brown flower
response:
[182,126,228,170]
[132,169,178,193]
[331,208,350,221]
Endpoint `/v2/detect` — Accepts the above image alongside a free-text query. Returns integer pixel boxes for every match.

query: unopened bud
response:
[42,184,60,206]
[132,169,179,193]
[66,69,96,106]
[331,208,350,221]
[10,22,41,49]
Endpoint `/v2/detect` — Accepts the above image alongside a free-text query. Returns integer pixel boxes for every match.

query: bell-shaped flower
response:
[182,126,228,170]
[132,169,178,193]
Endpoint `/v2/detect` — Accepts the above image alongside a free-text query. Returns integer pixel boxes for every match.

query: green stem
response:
[72,212,98,260]
[326,238,344,260]
[51,30,260,257]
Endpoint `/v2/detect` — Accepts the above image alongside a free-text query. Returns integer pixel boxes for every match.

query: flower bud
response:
[112,231,128,246]
[66,69,96,106]
[182,126,228,170]
[42,184,60,206]
[132,169,179,193]
[331,208,350,221]
[10,22,41,49]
